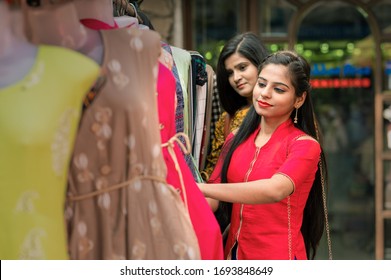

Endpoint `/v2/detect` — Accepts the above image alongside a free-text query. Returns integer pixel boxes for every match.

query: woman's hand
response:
[197,183,219,211]
[197,182,207,196]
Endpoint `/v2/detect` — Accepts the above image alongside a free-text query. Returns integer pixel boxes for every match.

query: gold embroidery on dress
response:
[52,108,77,176]
[129,35,143,52]
[74,153,94,183]
[93,107,113,150]
[131,239,147,259]
[77,221,94,258]
[14,191,39,213]
[108,60,129,90]
[19,228,46,260]
[173,242,191,260]
[24,62,44,89]
[95,177,111,210]
[149,201,162,235]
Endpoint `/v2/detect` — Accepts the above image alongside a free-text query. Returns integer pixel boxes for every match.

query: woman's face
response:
[225,52,259,101]
[253,64,304,122]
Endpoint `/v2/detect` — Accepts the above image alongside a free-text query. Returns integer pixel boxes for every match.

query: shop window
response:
[258,0,296,37]
[386,219,391,259]
[192,0,240,67]
[384,159,391,208]
[265,42,289,53]
[382,43,391,91]
[299,2,370,41]
[372,1,391,35]
[382,101,391,152]
[296,2,375,260]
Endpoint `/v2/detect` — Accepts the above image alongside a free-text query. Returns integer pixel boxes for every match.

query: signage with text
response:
[311,63,372,88]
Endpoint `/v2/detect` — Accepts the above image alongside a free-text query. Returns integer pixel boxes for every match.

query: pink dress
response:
[157,62,224,260]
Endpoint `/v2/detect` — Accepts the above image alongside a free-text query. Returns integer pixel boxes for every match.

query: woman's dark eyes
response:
[258,83,285,93]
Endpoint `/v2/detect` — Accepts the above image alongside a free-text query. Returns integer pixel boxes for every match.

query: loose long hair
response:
[220,50,328,259]
[216,32,268,116]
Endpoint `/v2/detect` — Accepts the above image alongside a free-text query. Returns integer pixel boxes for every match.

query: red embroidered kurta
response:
[209,119,321,260]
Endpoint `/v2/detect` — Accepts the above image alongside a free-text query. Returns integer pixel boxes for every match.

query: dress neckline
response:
[253,119,294,149]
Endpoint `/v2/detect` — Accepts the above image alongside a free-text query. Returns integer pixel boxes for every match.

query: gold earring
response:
[294,108,298,124]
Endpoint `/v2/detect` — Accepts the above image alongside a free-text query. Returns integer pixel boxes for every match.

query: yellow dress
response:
[0,45,100,259]
[201,107,250,181]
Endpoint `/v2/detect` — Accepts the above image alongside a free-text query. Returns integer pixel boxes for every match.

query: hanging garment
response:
[157,62,224,260]
[171,46,191,138]
[66,27,200,260]
[0,45,100,259]
[198,64,216,172]
[160,42,199,181]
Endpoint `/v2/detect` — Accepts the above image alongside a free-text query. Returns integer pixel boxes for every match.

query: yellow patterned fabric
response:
[201,107,250,181]
[0,46,100,259]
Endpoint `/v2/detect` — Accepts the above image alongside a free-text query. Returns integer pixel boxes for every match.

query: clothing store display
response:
[189,52,208,169]
[198,65,216,172]
[171,46,191,138]
[157,62,224,260]
[209,119,321,260]
[160,42,201,181]
[66,26,200,260]
[2,0,223,260]
[0,45,100,259]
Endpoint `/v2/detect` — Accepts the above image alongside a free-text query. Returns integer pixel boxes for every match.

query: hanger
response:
[113,0,143,24]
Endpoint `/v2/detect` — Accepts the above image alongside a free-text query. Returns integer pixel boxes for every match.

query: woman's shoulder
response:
[296,134,318,143]
[291,133,321,157]
[285,126,320,151]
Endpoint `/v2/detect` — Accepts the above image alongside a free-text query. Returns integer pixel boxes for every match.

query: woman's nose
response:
[259,86,271,98]
[233,71,241,82]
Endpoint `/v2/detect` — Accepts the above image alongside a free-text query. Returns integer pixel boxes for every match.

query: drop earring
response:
[294,108,298,124]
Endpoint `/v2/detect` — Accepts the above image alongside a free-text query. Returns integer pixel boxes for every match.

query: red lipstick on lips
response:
[237,83,245,89]
[258,100,272,108]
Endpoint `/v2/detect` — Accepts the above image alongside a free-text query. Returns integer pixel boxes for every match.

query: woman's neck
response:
[24,1,103,65]
[0,2,37,88]
[74,0,115,27]
[0,2,13,59]
[26,2,88,49]
[260,116,291,136]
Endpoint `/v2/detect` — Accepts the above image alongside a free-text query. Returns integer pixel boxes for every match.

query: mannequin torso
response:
[22,1,103,65]
[73,0,116,27]
[0,1,37,88]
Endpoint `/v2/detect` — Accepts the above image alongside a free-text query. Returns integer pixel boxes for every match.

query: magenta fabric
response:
[157,63,224,260]
[80,18,119,30]
[209,119,321,260]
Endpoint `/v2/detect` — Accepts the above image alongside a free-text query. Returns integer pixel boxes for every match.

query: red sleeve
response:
[278,139,321,189]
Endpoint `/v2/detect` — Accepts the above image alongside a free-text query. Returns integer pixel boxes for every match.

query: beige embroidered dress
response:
[66,28,200,260]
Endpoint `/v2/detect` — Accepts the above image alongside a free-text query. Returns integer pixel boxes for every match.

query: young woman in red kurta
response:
[199,50,330,260]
